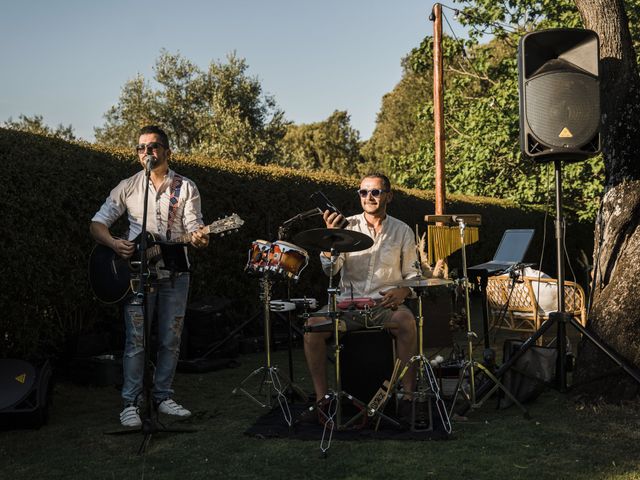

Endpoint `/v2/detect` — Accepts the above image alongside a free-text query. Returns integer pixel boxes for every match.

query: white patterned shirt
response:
[91,168,204,278]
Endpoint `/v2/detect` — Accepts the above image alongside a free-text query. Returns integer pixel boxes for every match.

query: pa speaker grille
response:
[525,71,599,148]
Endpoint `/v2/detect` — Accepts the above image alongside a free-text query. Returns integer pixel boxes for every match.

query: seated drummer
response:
[304,173,428,414]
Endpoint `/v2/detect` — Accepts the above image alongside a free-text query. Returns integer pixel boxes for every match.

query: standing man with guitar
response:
[90,125,209,427]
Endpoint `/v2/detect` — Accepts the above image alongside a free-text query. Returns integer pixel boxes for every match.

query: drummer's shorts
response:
[313,304,412,331]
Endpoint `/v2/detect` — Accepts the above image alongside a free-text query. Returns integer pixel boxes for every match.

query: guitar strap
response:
[166,173,183,240]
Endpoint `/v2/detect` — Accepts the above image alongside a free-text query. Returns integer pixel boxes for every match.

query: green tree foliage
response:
[94,50,288,164]
[371,0,640,220]
[277,110,366,176]
[94,75,157,148]
[3,114,76,141]
[361,58,434,177]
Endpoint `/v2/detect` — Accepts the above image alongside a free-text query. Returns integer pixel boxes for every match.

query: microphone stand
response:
[448,216,529,418]
[107,156,194,454]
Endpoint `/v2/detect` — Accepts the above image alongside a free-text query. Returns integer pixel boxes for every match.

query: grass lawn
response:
[1,344,639,480]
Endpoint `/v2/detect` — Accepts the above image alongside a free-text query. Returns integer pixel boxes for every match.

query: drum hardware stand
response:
[105,155,195,454]
[291,228,397,453]
[393,283,452,433]
[306,248,399,452]
[232,274,305,426]
[269,297,311,403]
[444,215,529,418]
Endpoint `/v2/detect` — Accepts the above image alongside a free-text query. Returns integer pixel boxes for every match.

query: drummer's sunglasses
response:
[136,142,167,153]
[357,188,390,198]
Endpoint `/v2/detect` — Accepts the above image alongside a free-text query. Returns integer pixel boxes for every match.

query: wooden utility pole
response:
[433,3,446,214]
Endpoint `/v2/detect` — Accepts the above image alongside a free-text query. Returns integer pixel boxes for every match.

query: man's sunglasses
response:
[357,188,389,198]
[135,142,167,153]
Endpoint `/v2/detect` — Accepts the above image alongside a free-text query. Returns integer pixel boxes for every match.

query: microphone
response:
[278,208,323,239]
[144,154,157,170]
[281,208,322,227]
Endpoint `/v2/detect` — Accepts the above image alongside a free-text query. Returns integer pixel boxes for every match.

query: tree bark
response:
[573,0,640,399]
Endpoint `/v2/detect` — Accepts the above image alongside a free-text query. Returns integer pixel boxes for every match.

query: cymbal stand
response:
[393,286,451,433]
[232,274,294,426]
[309,248,398,454]
[448,216,529,418]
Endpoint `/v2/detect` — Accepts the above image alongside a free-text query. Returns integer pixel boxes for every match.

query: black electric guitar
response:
[89,213,244,304]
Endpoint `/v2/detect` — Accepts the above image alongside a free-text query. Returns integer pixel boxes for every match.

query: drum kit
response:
[234,225,455,438]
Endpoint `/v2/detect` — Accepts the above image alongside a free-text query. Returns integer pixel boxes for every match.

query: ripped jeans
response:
[122,274,189,405]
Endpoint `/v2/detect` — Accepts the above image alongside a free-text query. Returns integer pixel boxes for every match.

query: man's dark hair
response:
[362,173,391,191]
[139,125,170,148]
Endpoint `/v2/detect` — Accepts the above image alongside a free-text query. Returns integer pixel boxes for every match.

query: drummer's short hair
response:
[362,173,391,191]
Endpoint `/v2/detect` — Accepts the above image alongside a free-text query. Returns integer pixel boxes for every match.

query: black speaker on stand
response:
[468,29,640,408]
[519,28,600,162]
[463,28,640,415]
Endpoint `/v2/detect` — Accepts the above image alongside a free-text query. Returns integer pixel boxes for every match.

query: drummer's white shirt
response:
[319,213,420,301]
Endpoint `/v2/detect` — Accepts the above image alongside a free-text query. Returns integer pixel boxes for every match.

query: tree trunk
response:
[573,0,640,399]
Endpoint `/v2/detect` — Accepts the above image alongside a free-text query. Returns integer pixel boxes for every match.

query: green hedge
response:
[0,128,594,358]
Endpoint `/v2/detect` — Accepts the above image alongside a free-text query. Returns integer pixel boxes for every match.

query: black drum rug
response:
[245,402,450,441]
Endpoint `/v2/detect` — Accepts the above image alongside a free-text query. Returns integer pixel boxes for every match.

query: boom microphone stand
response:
[277,208,322,403]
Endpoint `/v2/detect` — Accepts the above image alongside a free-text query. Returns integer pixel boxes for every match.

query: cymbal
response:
[293,228,373,253]
[398,277,453,288]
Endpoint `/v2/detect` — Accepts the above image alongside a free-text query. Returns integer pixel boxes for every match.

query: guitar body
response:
[88,243,135,304]
[89,214,244,304]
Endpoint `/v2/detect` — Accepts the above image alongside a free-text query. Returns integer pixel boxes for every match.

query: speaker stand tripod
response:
[448,216,529,418]
[232,275,304,426]
[464,160,640,411]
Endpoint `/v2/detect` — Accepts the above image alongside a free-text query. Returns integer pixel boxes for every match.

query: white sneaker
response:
[120,405,141,427]
[157,399,191,418]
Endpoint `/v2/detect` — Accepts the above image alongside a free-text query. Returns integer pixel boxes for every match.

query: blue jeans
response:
[122,274,190,405]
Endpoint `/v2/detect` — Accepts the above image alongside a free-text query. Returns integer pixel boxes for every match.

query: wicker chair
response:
[486,276,587,343]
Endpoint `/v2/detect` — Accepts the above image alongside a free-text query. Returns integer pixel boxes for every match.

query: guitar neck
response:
[136,214,243,257]
[166,214,243,245]
[171,223,215,245]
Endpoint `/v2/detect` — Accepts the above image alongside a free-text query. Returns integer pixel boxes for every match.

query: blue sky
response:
[0,0,466,141]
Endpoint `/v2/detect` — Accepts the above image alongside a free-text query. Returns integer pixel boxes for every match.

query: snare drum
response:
[245,239,272,274]
[267,240,309,280]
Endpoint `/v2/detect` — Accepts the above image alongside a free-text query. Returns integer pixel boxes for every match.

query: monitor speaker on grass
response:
[0,359,53,429]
